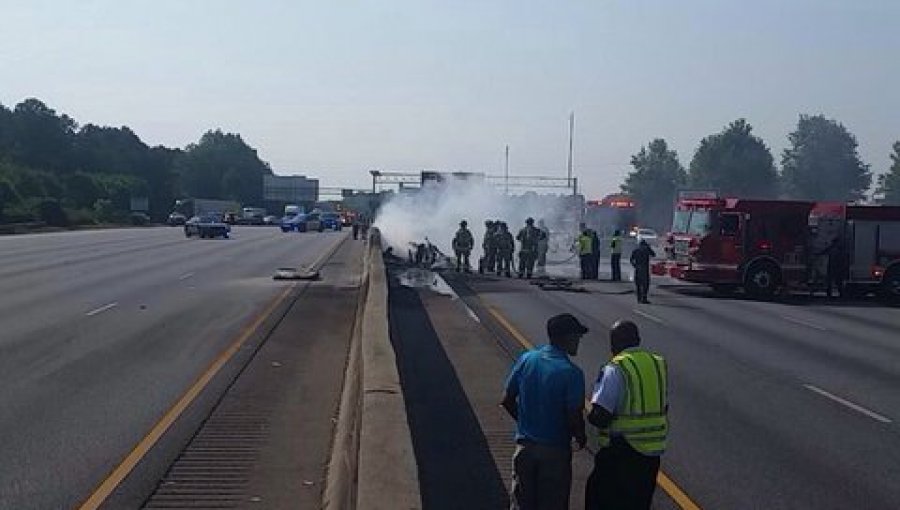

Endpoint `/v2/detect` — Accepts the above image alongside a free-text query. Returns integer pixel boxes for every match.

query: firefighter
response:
[630,239,657,304]
[496,222,515,277]
[585,320,668,510]
[590,228,601,280]
[821,236,846,298]
[452,220,474,273]
[516,217,540,279]
[578,224,593,280]
[480,220,497,274]
[536,219,550,276]
[610,229,623,282]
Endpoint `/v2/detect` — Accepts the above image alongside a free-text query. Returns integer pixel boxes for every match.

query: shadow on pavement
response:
[388,279,510,510]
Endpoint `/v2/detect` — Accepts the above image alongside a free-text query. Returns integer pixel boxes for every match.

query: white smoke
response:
[374,177,581,266]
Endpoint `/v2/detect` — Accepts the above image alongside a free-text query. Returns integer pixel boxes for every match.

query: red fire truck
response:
[584,194,637,237]
[809,203,900,299]
[653,192,900,300]
[653,194,812,297]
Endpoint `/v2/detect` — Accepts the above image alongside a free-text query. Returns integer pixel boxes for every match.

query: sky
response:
[1,0,898,198]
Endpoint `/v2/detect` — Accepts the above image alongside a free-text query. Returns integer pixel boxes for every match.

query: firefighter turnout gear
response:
[452,222,475,273]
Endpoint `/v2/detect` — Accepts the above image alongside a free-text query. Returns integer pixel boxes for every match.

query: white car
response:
[634,228,658,243]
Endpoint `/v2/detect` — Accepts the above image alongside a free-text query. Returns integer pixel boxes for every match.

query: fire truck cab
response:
[654,194,814,298]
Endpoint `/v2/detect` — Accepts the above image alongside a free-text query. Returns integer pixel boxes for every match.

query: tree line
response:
[621,115,900,230]
[0,98,272,226]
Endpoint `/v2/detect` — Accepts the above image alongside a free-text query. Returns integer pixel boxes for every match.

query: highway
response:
[453,268,900,509]
[0,226,346,509]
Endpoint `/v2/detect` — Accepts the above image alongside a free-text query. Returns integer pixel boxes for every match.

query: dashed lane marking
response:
[780,315,828,331]
[77,285,294,509]
[633,308,665,325]
[178,272,195,280]
[485,304,702,510]
[85,302,118,317]
[803,384,892,424]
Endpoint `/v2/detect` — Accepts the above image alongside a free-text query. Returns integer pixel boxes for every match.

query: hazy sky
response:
[2,0,898,198]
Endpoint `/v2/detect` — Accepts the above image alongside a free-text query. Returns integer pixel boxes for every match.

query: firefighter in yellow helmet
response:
[585,320,668,509]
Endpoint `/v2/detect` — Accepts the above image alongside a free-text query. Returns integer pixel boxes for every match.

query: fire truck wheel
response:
[881,267,900,303]
[744,261,780,299]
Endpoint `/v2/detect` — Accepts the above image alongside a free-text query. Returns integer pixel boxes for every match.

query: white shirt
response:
[590,363,626,414]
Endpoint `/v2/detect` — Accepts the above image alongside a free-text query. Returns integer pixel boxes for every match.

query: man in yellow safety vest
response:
[609,230,623,281]
[584,320,668,510]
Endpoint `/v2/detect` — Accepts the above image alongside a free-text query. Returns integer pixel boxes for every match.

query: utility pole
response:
[566,111,575,194]
[504,144,510,195]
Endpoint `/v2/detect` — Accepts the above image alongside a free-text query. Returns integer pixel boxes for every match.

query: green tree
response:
[781,114,871,201]
[0,177,20,221]
[875,141,900,205]
[689,119,777,198]
[64,172,103,208]
[621,138,687,230]
[175,130,271,204]
[9,98,78,173]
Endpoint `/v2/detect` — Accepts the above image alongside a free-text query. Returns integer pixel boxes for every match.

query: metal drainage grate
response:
[143,411,270,509]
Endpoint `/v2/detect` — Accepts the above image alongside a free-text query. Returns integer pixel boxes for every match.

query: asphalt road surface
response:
[0,226,346,509]
[455,266,900,509]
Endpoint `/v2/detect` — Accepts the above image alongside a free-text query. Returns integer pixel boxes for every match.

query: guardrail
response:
[323,228,422,510]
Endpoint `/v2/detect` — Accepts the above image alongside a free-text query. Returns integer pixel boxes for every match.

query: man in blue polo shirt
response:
[501,313,588,510]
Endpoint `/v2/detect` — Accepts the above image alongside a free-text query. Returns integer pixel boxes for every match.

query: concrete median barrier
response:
[323,228,422,510]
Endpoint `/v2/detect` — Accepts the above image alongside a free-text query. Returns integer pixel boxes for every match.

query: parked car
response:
[185,214,231,238]
[263,215,280,225]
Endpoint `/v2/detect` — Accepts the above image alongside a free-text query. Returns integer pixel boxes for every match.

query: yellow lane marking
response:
[78,285,294,510]
[486,304,702,510]
[79,233,346,508]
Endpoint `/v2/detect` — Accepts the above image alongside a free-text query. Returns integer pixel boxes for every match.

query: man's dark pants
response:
[584,438,660,510]
[634,270,650,302]
[511,441,572,510]
[592,253,600,280]
[580,255,591,279]
[610,254,622,281]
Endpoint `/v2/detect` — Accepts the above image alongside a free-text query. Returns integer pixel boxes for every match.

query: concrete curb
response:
[323,229,422,510]
[357,229,422,509]
[322,239,368,510]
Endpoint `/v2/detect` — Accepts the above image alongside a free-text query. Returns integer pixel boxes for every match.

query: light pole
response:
[504,145,510,195]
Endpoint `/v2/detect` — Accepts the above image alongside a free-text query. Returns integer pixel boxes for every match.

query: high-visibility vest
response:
[610,236,622,255]
[578,233,593,255]
[598,348,668,455]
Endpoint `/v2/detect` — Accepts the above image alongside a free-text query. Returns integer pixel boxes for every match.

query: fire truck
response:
[809,203,900,299]
[653,192,900,301]
[584,194,637,237]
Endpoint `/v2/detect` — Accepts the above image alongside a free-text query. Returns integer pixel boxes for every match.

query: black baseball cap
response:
[546,313,589,339]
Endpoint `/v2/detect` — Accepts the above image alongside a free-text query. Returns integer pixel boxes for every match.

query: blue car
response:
[321,212,342,231]
[280,213,307,232]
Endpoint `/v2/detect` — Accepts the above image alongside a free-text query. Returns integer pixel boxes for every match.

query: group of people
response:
[452,218,550,279]
[503,314,668,510]
[576,226,624,282]
[577,225,657,304]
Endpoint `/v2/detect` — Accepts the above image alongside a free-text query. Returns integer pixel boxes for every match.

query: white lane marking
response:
[803,384,892,424]
[86,302,118,317]
[178,272,195,280]
[633,308,665,325]
[781,315,828,331]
